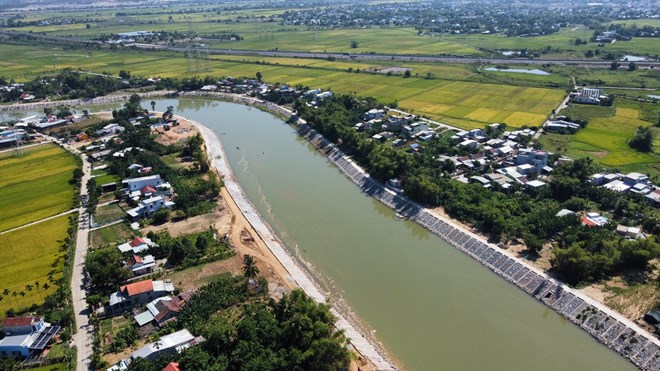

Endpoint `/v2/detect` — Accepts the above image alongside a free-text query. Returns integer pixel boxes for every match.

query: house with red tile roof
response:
[108,279,175,314]
[118,236,155,254]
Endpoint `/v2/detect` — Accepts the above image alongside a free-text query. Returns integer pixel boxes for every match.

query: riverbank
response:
[0,90,173,112]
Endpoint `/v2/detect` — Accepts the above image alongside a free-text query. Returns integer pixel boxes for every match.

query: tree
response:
[628,126,653,152]
[350,40,358,48]
[195,235,209,254]
[119,70,131,80]
[403,70,411,78]
[163,106,174,120]
[153,208,169,224]
[610,61,620,70]
[150,100,156,113]
[85,248,130,294]
[585,50,594,58]
[628,61,637,71]
[256,71,263,82]
[242,254,260,279]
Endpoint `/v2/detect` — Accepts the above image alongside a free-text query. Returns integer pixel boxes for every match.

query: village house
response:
[107,329,202,371]
[571,88,607,105]
[133,292,192,327]
[108,279,175,313]
[515,148,548,174]
[363,108,385,121]
[118,237,155,254]
[0,316,59,358]
[127,254,156,276]
[123,175,163,192]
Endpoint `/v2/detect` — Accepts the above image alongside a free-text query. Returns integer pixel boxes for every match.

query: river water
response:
[7,98,635,370]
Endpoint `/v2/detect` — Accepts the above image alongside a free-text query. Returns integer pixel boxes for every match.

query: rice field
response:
[0,215,70,314]
[0,42,565,130]
[0,144,78,232]
[542,101,660,176]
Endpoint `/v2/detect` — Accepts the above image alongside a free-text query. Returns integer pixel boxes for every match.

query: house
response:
[315,91,333,100]
[616,225,644,239]
[469,176,491,188]
[603,180,630,193]
[459,139,479,150]
[163,363,181,371]
[544,120,580,134]
[467,128,486,141]
[97,123,125,136]
[624,172,649,186]
[516,149,548,174]
[118,237,155,254]
[107,329,202,371]
[416,130,436,142]
[90,150,112,162]
[581,212,609,227]
[123,175,164,192]
[134,292,191,327]
[571,88,606,105]
[525,180,547,191]
[128,254,156,276]
[108,279,175,313]
[363,109,385,121]
[0,316,59,358]
[403,122,428,138]
[630,183,652,195]
[646,190,660,207]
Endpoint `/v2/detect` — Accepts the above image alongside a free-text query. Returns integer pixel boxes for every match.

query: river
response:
[7,98,636,370]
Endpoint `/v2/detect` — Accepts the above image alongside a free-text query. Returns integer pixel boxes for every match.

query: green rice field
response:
[0,143,78,232]
[0,215,70,314]
[540,101,660,176]
[0,42,566,130]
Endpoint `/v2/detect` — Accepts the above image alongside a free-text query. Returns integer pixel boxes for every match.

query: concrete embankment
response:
[187,117,397,371]
[296,124,660,371]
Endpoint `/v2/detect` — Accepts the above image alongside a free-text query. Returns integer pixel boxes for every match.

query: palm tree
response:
[150,101,156,113]
[2,288,9,297]
[43,283,50,292]
[35,281,42,299]
[25,284,33,293]
[19,291,26,305]
[11,291,18,308]
[242,255,260,279]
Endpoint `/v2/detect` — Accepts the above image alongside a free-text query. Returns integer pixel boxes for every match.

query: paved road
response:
[0,208,77,235]
[63,144,93,371]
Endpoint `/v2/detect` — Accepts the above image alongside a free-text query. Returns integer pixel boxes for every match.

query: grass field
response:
[89,223,133,249]
[0,215,70,314]
[540,101,660,176]
[0,144,78,232]
[93,203,126,224]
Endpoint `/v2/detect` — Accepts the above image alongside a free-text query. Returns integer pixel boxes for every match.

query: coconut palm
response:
[150,101,156,113]
[242,254,260,279]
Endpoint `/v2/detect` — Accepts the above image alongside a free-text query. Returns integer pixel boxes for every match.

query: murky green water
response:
[9,98,635,370]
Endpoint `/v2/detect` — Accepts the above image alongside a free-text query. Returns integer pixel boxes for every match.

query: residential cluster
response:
[591,171,660,206]
[350,108,555,193]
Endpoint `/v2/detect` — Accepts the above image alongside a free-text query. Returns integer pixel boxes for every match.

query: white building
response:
[123,175,163,192]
